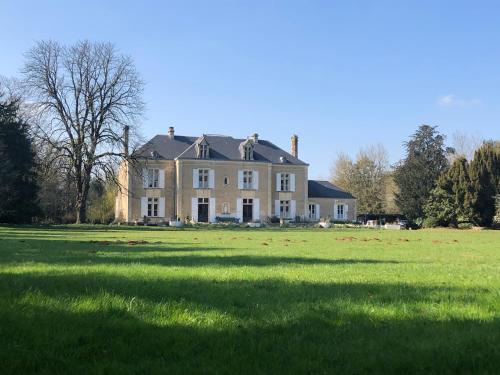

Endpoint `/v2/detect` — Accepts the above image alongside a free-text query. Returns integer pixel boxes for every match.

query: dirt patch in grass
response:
[127,240,149,245]
[336,236,357,241]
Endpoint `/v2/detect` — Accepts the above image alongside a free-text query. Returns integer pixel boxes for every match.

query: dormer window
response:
[200,144,209,159]
[244,144,253,160]
[196,137,210,159]
[239,139,254,160]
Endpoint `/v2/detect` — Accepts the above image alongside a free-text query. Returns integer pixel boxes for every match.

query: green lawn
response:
[0,226,499,375]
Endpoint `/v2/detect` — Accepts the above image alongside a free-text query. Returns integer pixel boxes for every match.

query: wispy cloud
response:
[437,94,482,108]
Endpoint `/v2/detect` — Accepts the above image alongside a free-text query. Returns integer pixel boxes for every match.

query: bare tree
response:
[22,40,144,223]
[330,143,391,214]
[448,130,483,161]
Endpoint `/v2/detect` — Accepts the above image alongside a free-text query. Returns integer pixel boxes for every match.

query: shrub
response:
[215,216,240,223]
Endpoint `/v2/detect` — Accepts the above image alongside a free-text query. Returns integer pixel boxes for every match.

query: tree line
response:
[331,125,500,227]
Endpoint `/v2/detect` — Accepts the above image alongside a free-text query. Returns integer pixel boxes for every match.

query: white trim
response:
[290,200,296,219]
[159,197,165,217]
[208,169,215,189]
[236,198,243,222]
[290,173,296,192]
[253,198,260,222]
[191,197,198,222]
[140,197,147,218]
[238,170,244,189]
[192,169,199,189]
[275,200,280,217]
[209,197,216,222]
[142,168,148,188]
[253,170,259,190]
[316,204,320,220]
[276,173,281,191]
[158,169,165,189]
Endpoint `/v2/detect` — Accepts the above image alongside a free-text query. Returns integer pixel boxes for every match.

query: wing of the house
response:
[307,180,357,221]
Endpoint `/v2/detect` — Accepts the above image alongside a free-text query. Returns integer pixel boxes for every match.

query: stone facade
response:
[115,130,355,224]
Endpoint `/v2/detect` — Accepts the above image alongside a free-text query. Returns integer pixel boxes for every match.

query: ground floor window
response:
[337,204,345,219]
[308,204,316,219]
[280,200,290,218]
[147,197,159,217]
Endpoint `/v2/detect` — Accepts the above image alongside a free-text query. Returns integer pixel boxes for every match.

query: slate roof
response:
[135,134,308,165]
[308,180,355,199]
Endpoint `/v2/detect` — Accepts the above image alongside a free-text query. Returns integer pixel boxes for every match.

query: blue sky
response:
[1,0,499,178]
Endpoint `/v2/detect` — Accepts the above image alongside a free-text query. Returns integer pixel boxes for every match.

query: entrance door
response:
[198,198,209,223]
[243,198,253,223]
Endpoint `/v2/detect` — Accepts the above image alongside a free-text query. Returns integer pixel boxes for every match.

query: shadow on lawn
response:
[0,237,402,268]
[0,271,498,375]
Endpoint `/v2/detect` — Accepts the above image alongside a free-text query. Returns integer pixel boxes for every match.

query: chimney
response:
[168,126,175,139]
[123,125,129,157]
[291,134,298,158]
[251,133,259,143]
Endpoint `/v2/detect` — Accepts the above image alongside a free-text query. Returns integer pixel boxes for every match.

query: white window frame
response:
[147,168,159,188]
[280,173,290,191]
[280,200,290,219]
[243,170,253,189]
[337,204,345,219]
[200,144,209,159]
[244,145,252,160]
[198,169,209,188]
[147,197,159,217]
[308,204,316,219]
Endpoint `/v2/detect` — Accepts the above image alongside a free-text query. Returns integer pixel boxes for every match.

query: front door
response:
[198,198,209,223]
[243,198,253,223]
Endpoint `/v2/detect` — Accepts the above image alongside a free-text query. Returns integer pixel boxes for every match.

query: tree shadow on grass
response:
[0,237,403,268]
[0,272,498,375]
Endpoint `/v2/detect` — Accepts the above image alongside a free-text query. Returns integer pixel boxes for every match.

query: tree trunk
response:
[75,170,91,224]
[76,201,87,224]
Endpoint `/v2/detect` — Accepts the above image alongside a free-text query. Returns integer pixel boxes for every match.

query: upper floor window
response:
[198,169,209,188]
[243,170,253,189]
[147,168,159,188]
[280,173,290,191]
[223,176,229,185]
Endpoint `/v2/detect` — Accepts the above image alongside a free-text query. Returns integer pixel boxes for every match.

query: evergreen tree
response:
[394,125,448,223]
[468,142,500,226]
[424,157,473,226]
[423,186,455,227]
[0,96,39,223]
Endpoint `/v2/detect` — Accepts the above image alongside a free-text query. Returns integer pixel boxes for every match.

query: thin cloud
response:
[437,94,482,108]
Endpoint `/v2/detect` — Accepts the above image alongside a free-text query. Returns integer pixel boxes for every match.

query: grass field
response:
[0,225,499,374]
